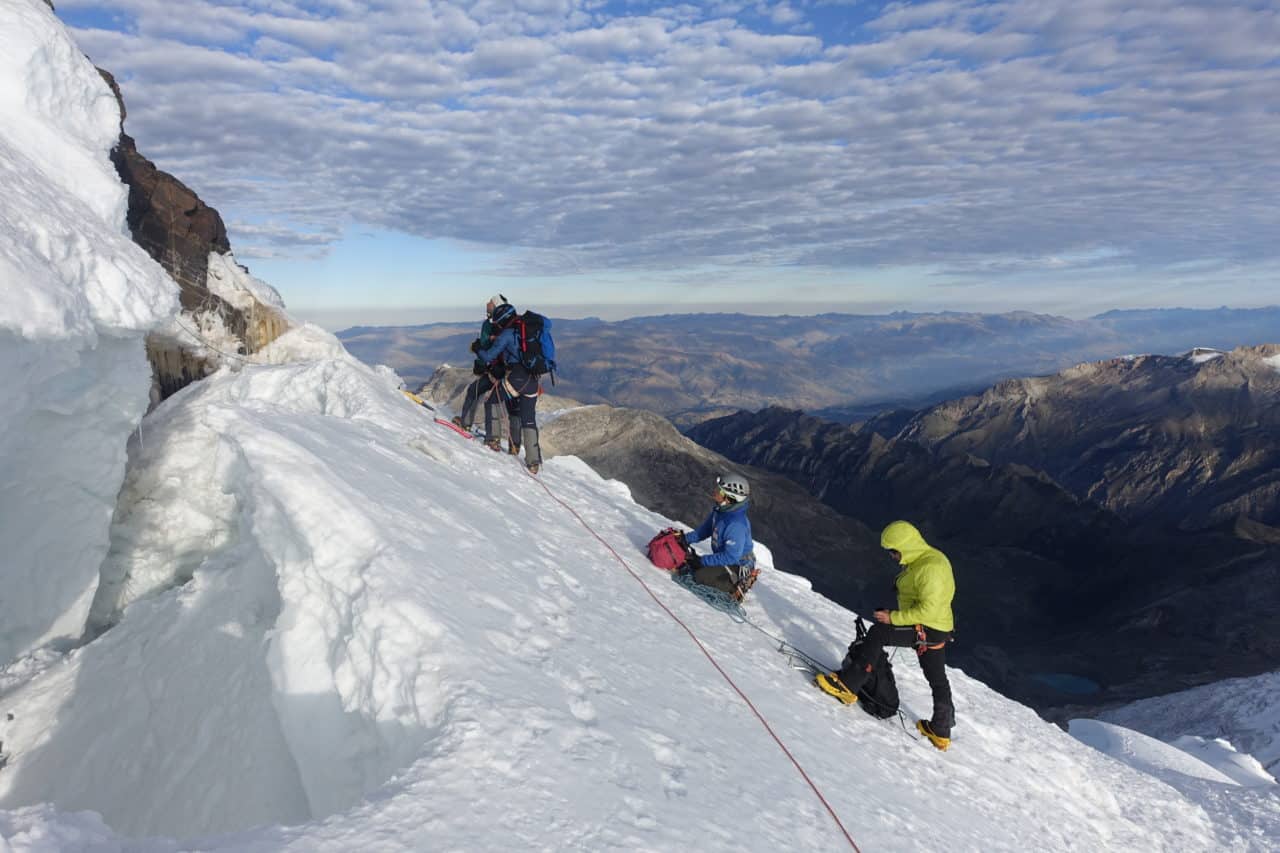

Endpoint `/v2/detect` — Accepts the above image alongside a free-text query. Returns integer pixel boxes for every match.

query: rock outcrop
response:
[96,67,288,401]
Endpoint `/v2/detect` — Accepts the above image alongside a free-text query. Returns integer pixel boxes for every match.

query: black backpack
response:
[512,311,557,379]
[843,617,899,719]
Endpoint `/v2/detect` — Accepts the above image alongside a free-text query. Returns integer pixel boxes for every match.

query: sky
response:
[58,0,1280,327]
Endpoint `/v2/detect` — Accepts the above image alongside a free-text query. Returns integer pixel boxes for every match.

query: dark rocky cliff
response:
[899,345,1280,530]
[95,67,287,400]
[688,404,1280,713]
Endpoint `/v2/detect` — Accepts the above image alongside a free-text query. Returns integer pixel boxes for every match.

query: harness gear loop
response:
[914,623,947,657]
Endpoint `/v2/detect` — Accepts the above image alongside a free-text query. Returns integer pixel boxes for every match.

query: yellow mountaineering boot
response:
[815,672,858,705]
[916,720,951,751]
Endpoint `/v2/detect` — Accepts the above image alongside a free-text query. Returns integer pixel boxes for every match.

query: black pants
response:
[458,376,492,428]
[692,564,741,596]
[484,371,541,466]
[839,622,954,737]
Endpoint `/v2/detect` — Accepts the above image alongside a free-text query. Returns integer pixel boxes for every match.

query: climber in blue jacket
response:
[683,473,756,597]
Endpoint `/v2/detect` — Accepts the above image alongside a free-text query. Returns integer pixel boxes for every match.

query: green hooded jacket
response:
[881,521,955,632]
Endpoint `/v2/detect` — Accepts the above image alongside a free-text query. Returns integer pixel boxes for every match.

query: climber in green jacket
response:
[816,520,956,750]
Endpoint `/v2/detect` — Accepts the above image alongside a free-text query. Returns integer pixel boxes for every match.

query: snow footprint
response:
[552,567,585,598]
[643,730,688,798]
[561,673,598,725]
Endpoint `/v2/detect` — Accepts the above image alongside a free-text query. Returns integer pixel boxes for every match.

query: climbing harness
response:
[914,623,948,656]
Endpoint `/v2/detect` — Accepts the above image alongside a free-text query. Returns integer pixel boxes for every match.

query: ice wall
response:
[0,0,176,663]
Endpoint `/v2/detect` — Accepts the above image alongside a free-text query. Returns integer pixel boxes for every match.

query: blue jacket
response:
[477,326,538,394]
[687,501,754,568]
[476,326,521,367]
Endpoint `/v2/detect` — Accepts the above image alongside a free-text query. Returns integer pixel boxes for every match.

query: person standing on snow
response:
[474,301,543,474]
[816,520,956,751]
[681,473,756,598]
[452,294,508,433]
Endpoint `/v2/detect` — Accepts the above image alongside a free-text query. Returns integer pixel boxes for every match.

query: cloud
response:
[59,0,1280,282]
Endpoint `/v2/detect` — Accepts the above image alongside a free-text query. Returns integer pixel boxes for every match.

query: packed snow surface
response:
[1070,719,1242,786]
[1101,671,1280,780]
[1,1,1277,850]
[2,334,1275,850]
[205,251,285,312]
[0,0,175,663]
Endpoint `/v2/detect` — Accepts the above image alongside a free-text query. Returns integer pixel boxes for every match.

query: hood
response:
[880,520,930,564]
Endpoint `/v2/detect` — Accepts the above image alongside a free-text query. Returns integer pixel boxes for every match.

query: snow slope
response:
[1070,719,1249,787]
[1100,671,1280,780]
[1,335,1272,850]
[0,0,176,663]
[0,2,1276,850]
[1070,713,1280,848]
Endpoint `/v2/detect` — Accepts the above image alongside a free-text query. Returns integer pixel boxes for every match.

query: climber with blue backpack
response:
[473,301,557,474]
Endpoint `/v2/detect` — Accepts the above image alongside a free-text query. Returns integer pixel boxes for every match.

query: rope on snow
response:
[520,468,863,853]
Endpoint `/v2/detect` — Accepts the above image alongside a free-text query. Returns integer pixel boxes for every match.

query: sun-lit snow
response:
[0,0,175,664]
[1,2,1278,851]
[1,339,1272,850]
[205,251,285,312]
[1070,719,1243,786]
[1187,347,1224,364]
[1074,692,1280,847]
[1100,671,1280,781]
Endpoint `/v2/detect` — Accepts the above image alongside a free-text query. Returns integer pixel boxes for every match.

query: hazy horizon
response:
[304,301,1280,333]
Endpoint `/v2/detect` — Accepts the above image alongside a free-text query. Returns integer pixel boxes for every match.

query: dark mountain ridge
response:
[899,344,1280,530]
[685,350,1280,713]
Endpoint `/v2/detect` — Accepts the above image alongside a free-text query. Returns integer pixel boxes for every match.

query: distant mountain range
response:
[341,307,1280,425]
[686,344,1280,712]
[898,344,1280,531]
[415,332,1280,714]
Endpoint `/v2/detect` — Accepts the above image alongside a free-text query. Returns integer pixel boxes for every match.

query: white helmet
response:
[716,473,749,502]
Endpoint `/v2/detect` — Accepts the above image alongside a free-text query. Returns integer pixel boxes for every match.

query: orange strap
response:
[915,624,946,656]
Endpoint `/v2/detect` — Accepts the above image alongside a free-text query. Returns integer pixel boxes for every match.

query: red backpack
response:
[647,528,690,571]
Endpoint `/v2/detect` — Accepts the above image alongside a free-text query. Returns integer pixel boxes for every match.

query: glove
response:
[684,550,702,572]
[472,358,487,375]
[469,339,482,353]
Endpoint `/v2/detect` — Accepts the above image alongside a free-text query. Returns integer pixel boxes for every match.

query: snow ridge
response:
[0,0,175,665]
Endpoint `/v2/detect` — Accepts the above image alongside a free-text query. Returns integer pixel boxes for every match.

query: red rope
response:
[524,469,862,852]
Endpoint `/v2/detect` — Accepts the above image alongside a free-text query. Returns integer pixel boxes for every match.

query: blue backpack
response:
[513,310,557,380]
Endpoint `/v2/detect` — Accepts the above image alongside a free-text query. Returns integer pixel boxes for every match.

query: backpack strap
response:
[514,316,528,358]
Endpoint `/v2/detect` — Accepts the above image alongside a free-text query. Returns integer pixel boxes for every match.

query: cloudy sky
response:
[60,0,1280,326]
